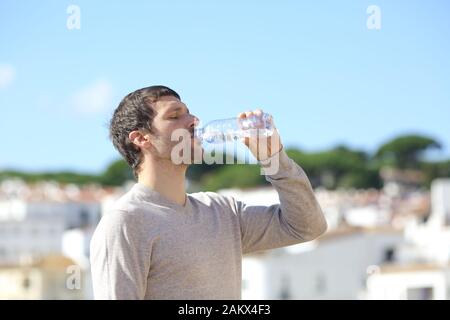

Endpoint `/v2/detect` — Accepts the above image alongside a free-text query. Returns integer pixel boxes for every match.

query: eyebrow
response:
[165,104,190,115]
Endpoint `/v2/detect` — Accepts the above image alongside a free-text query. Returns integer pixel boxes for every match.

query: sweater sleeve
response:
[89,210,152,300]
[235,148,328,254]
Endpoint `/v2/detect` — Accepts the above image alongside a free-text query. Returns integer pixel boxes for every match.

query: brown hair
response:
[109,85,181,178]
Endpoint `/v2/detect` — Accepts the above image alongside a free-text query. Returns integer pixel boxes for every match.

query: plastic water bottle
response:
[194,113,274,144]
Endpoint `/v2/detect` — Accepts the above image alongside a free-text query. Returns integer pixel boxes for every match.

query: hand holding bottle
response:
[237,109,283,161]
[193,109,283,162]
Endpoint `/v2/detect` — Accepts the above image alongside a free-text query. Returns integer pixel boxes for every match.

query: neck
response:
[138,158,188,206]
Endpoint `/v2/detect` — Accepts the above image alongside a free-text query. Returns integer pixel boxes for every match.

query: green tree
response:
[286,146,379,189]
[0,170,99,185]
[201,164,267,191]
[420,160,450,187]
[186,150,235,183]
[100,160,134,186]
[374,135,441,169]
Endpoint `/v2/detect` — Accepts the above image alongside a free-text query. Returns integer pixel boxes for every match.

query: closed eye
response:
[166,105,189,120]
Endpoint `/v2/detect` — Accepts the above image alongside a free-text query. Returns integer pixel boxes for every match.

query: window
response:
[279,275,291,300]
[22,276,31,290]
[316,273,327,295]
[242,279,249,291]
[383,247,395,263]
[79,209,90,227]
[445,211,450,226]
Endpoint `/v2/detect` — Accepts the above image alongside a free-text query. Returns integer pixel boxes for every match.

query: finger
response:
[237,112,246,119]
[254,108,263,117]
[242,136,250,147]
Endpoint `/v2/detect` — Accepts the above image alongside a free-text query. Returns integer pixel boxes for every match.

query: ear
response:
[129,130,152,149]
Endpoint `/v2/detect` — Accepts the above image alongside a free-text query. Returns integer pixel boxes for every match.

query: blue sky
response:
[1,0,449,174]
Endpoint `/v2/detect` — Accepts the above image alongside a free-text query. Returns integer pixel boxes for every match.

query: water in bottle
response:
[194,113,274,144]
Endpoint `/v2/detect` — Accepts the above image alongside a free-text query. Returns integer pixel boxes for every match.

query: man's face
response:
[147,95,200,161]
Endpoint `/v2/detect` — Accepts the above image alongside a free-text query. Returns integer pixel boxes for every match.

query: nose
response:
[189,114,200,129]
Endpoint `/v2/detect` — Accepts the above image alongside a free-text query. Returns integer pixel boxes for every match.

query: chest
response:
[149,208,242,273]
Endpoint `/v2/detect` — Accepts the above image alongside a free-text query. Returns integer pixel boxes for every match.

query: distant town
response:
[0,134,449,299]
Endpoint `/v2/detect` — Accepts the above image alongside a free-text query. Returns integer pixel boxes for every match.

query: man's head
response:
[109,85,199,178]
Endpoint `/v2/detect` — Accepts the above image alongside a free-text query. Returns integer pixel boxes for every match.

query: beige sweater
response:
[90,149,327,299]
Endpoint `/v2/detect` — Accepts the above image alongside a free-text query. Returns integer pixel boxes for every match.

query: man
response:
[90,85,327,299]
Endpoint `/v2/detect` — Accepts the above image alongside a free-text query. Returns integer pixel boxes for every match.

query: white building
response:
[0,254,84,300]
[364,179,450,300]
[219,186,401,231]
[0,199,100,264]
[396,179,450,265]
[62,227,96,299]
[221,179,448,300]
[344,205,390,227]
[0,180,105,266]
[242,227,404,299]
[0,179,124,299]
[0,200,66,264]
[365,264,450,300]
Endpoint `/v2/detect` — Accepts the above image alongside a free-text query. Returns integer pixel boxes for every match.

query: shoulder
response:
[90,208,155,253]
[100,209,142,228]
[103,186,157,225]
[92,209,146,243]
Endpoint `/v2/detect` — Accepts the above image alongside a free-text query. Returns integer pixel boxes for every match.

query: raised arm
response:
[236,148,327,254]
[235,109,327,254]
